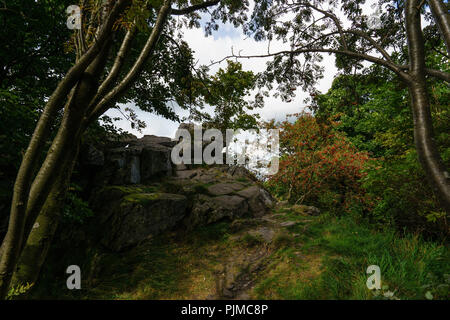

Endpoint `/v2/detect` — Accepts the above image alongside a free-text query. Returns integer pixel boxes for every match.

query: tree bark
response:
[22,39,112,244]
[0,0,222,299]
[10,144,79,291]
[428,0,450,54]
[3,37,111,296]
[406,0,450,211]
[0,0,131,299]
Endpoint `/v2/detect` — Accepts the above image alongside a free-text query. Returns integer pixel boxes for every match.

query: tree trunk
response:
[0,50,107,300]
[428,0,450,54]
[0,0,131,298]
[10,144,79,291]
[406,0,450,211]
[0,0,172,299]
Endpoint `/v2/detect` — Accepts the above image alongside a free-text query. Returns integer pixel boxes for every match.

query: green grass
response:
[238,233,265,247]
[253,213,449,300]
[31,206,449,300]
[31,221,233,300]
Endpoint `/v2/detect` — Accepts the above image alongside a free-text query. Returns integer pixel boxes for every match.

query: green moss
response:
[181,182,214,196]
[122,193,161,205]
[236,177,249,184]
[102,185,159,196]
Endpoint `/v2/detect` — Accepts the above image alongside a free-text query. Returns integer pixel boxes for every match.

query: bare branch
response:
[170,0,220,15]
[295,2,349,50]
[397,65,450,83]
[87,0,172,123]
[89,25,137,110]
[424,68,450,83]
[208,46,411,82]
[344,30,394,64]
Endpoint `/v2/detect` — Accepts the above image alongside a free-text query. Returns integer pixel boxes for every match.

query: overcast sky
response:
[107,0,381,138]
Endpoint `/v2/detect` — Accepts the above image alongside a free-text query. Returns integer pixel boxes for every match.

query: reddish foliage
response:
[267,113,375,211]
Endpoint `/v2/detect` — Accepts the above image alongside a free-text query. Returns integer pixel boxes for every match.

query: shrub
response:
[267,113,374,214]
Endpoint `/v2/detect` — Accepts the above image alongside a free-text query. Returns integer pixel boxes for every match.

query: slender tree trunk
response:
[0,0,130,298]
[4,38,111,294]
[406,0,450,211]
[22,49,110,244]
[428,0,450,54]
[10,144,79,291]
[0,0,174,299]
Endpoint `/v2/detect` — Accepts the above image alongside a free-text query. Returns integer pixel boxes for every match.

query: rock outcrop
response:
[82,134,176,187]
[91,186,188,251]
[84,134,274,252]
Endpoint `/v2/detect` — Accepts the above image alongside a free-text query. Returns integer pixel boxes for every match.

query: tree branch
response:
[295,2,348,50]
[399,65,450,83]
[89,25,137,111]
[428,0,450,54]
[0,0,131,299]
[170,0,220,15]
[87,0,172,123]
[209,46,411,82]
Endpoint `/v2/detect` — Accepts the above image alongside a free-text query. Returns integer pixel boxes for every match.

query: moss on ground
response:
[102,185,160,196]
[122,193,162,205]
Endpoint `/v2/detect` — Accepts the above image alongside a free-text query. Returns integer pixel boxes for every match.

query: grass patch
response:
[239,233,265,247]
[253,213,449,300]
[236,177,250,184]
[32,207,448,300]
[272,231,295,248]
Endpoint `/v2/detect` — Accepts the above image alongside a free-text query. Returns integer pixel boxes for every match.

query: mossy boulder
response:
[88,166,275,251]
[185,194,249,229]
[92,187,188,251]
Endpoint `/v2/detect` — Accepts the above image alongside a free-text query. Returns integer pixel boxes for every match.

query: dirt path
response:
[207,207,317,300]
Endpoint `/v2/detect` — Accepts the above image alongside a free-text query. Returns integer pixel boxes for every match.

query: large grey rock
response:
[227,166,257,181]
[140,143,172,181]
[206,182,245,196]
[170,167,275,223]
[175,170,198,179]
[236,186,274,217]
[96,190,188,251]
[138,135,177,148]
[186,194,249,229]
[89,165,277,251]
[94,135,175,185]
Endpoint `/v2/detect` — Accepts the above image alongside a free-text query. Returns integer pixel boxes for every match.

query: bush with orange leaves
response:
[266,112,377,214]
